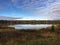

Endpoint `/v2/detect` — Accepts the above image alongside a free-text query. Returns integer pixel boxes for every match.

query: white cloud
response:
[12,0,55,10]
[11,0,60,20]
[47,2,60,20]
[32,2,60,20]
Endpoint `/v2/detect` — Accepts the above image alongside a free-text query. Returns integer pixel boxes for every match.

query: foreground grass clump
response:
[0,29,60,45]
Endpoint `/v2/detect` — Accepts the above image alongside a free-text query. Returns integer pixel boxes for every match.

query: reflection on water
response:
[9,24,52,29]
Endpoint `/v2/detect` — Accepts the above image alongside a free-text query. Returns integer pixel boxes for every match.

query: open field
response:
[0,28,60,45]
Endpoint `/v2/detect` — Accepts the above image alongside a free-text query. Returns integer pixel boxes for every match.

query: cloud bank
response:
[12,0,55,10]
[11,0,60,20]
[31,1,60,20]
[0,0,60,20]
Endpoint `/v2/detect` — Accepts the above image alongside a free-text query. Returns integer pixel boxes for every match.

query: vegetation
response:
[0,27,60,45]
[0,20,60,25]
[50,25,55,32]
[0,20,60,45]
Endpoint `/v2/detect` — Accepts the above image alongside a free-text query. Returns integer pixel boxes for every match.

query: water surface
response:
[9,24,52,29]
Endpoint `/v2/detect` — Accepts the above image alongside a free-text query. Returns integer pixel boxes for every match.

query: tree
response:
[50,24,55,32]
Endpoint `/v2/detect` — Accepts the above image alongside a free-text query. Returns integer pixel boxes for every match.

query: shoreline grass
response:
[0,28,60,45]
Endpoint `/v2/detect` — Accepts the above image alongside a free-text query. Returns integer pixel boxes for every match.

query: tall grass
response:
[0,29,60,45]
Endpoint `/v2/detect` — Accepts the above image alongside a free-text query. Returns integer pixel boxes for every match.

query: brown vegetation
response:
[0,20,60,45]
[0,27,60,45]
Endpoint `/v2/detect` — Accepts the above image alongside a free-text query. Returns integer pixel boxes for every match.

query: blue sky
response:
[0,0,60,20]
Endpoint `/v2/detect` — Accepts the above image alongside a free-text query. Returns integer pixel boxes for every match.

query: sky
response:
[0,0,60,20]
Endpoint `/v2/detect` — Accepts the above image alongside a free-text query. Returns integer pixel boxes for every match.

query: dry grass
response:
[0,29,60,45]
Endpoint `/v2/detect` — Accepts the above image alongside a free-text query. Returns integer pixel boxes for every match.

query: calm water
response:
[9,24,52,29]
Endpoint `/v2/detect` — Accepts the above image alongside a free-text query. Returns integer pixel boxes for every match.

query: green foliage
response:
[50,25,55,32]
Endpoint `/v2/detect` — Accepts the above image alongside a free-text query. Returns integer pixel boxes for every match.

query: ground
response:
[0,29,60,45]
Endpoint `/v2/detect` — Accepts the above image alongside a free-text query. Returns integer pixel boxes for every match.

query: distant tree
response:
[50,24,55,32]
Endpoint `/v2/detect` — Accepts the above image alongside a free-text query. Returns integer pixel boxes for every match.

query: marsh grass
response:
[0,29,60,45]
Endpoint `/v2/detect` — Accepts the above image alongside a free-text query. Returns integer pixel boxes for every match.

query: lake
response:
[9,24,52,29]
